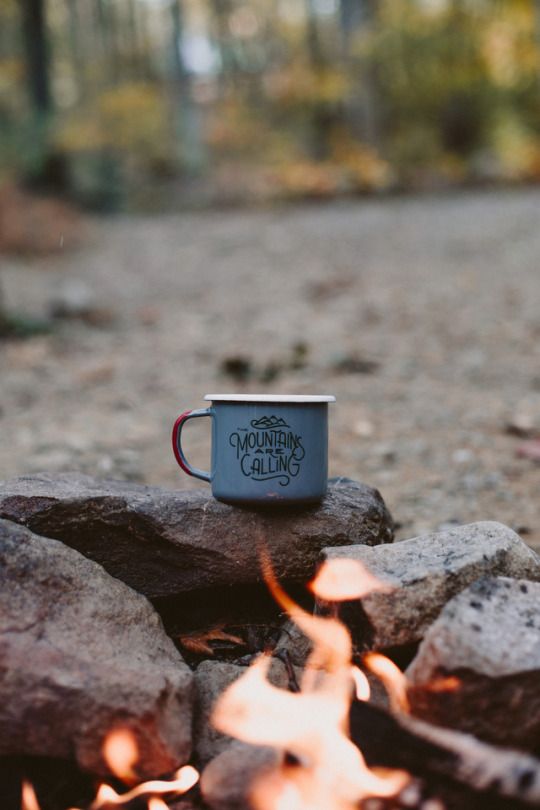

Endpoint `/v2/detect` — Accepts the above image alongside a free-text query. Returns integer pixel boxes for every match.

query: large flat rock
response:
[0,518,194,777]
[0,473,393,599]
[406,576,540,753]
[322,522,540,649]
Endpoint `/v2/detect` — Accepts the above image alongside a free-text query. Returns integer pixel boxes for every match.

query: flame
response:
[21,764,199,810]
[90,766,199,809]
[102,728,139,781]
[350,666,371,702]
[212,557,408,810]
[21,782,40,810]
[20,724,199,810]
[424,675,461,693]
[147,799,169,810]
[19,554,408,810]
[363,652,409,714]
[309,558,393,602]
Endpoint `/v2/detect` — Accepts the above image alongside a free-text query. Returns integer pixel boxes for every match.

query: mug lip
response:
[203,393,336,403]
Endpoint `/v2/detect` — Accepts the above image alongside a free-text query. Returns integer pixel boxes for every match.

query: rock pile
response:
[0,471,539,810]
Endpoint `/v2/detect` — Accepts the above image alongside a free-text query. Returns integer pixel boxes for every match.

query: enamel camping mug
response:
[172,394,336,505]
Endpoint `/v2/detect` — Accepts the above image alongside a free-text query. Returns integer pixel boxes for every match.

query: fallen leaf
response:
[178,627,244,656]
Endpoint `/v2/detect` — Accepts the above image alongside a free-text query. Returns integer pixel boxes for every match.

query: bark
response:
[339,0,381,146]
[169,0,205,171]
[67,0,86,98]
[21,0,51,114]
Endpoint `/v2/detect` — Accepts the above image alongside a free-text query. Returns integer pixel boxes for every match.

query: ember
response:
[102,729,139,782]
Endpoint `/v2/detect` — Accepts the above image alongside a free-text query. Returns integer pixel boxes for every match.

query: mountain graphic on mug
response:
[229,414,305,485]
[250,415,289,430]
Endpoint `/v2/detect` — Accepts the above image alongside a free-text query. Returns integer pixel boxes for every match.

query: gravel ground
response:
[1,188,539,550]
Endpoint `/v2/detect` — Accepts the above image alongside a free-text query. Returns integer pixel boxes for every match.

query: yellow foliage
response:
[274,160,341,197]
[273,139,391,199]
[492,117,540,180]
[264,64,349,108]
[205,99,271,153]
[330,132,392,190]
[0,58,24,88]
[56,82,173,163]
[482,11,539,87]
[0,0,18,21]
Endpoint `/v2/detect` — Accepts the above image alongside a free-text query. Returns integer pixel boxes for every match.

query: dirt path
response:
[1,189,539,550]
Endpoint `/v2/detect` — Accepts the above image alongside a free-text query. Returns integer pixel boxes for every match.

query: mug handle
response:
[172,408,214,482]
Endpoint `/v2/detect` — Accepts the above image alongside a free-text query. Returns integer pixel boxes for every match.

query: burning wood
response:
[349,698,540,807]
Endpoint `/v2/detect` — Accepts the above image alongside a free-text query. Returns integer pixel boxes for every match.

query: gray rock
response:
[195,659,287,765]
[322,522,540,649]
[48,279,98,319]
[0,518,193,777]
[0,473,393,599]
[406,576,540,752]
[201,741,280,810]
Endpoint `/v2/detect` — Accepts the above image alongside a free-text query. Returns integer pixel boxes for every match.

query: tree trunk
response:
[339,0,381,147]
[21,0,51,114]
[339,0,365,49]
[304,0,325,69]
[95,0,119,83]
[67,0,86,98]
[169,0,205,172]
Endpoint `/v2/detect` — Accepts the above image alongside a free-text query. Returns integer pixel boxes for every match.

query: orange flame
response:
[21,782,40,810]
[363,652,409,714]
[90,766,199,809]
[309,558,393,602]
[424,675,461,693]
[350,667,371,702]
[102,728,139,781]
[212,556,408,810]
[147,798,169,810]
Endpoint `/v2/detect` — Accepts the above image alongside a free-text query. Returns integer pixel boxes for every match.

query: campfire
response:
[210,557,409,810]
[20,558,411,810]
[1,475,540,810]
[18,552,540,810]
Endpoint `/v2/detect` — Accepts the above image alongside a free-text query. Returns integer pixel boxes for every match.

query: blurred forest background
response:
[2,0,540,211]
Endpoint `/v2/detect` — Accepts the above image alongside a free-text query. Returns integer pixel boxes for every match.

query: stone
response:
[0,473,393,599]
[0,518,194,777]
[48,279,98,319]
[200,742,280,810]
[194,659,288,765]
[406,576,540,753]
[322,522,540,650]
